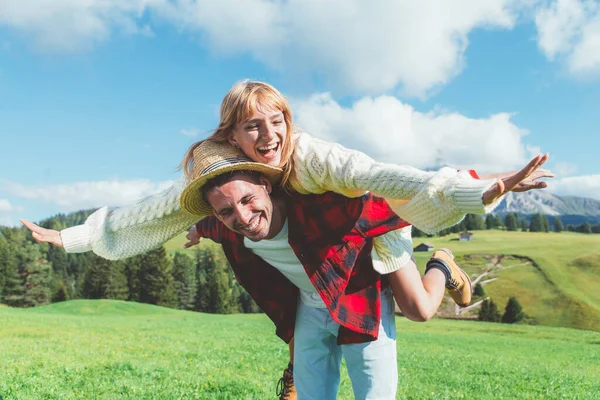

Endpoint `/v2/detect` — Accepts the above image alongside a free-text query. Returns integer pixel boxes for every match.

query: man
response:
[177,140,469,399]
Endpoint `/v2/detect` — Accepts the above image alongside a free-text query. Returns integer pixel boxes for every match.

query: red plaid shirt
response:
[196,191,410,345]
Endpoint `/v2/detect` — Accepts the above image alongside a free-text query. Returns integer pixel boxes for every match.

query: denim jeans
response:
[293,288,398,400]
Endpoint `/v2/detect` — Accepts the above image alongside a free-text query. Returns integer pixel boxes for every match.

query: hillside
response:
[1,300,599,399]
[411,230,600,331]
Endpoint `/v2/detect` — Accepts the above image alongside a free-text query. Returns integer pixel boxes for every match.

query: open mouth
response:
[241,217,261,234]
[257,142,280,159]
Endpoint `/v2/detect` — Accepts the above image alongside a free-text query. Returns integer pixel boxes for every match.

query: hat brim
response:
[180,162,283,217]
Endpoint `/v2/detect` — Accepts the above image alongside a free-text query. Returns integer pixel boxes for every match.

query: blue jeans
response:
[293,289,398,400]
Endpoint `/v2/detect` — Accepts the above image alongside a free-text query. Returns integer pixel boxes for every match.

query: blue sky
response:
[1,0,599,226]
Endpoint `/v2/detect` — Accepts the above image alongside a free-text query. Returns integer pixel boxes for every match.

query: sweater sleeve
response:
[291,133,502,234]
[60,175,204,260]
[371,226,413,274]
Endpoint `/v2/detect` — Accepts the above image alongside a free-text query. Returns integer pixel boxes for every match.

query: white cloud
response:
[156,0,519,97]
[0,198,21,212]
[2,179,174,212]
[0,199,22,227]
[0,0,521,96]
[0,0,158,53]
[554,161,578,176]
[535,0,600,76]
[549,174,600,200]
[294,93,532,173]
[180,127,200,138]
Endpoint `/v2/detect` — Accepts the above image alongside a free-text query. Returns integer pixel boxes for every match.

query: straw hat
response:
[180,140,283,216]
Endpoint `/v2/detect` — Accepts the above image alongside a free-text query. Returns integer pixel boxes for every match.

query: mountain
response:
[494,191,600,224]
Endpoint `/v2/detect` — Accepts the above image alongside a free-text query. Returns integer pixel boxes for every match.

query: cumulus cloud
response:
[0,199,22,227]
[157,0,519,97]
[180,127,200,138]
[2,179,174,212]
[535,0,600,76]
[0,0,157,53]
[549,174,600,200]
[293,93,532,173]
[554,161,578,176]
[0,198,21,213]
[0,0,520,96]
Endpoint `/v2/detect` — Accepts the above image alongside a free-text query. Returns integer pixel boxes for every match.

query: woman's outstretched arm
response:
[290,133,552,234]
[21,176,203,260]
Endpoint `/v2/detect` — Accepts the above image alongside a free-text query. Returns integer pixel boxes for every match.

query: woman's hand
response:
[482,154,552,205]
[184,225,203,248]
[20,219,64,248]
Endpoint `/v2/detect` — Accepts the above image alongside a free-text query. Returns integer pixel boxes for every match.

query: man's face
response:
[206,173,276,241]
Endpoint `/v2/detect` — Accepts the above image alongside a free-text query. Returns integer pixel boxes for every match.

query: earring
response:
[232,143,239,148]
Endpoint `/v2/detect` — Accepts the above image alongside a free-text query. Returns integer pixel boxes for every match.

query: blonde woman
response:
[22,80,551,400]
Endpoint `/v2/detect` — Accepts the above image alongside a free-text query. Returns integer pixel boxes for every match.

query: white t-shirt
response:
[243,219,326,308]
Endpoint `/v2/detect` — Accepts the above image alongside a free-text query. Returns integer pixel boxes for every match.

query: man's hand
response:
[482,154,552,205]
[20,219,64,248]
[184,225,203,249]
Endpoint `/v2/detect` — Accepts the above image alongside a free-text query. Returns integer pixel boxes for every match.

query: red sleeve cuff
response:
[467,169,480,179]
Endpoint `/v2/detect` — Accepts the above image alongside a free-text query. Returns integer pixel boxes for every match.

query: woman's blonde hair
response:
[180,80,295,187]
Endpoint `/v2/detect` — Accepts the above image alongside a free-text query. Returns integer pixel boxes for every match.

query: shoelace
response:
[276,370,294,399]
[447,277,460,290]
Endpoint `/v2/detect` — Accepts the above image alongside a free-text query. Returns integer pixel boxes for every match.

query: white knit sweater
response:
[61,133,499,273]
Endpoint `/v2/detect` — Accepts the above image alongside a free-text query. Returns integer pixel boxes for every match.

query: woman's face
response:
[229,107,288,167]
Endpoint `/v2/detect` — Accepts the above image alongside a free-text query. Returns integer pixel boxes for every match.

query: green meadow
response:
[1,300,599,399]
[410,230,600,331]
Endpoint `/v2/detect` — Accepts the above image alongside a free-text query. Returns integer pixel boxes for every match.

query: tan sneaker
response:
[276,365,297,400]
[426,248,472,307]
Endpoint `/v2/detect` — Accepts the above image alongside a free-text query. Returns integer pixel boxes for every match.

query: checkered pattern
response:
[196,190,409,345]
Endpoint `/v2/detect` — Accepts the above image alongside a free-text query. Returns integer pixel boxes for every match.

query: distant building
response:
[459,232,473,242]
[414,242,434,252]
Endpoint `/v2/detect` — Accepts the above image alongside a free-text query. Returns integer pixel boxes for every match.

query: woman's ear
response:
[227,133,239,148]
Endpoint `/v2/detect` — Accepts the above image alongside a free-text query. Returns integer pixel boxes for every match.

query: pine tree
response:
[520,218,528,232]
[485,214,496,230]
[529,213,543,232]
[47,244,69,279]
[54,280,70,302]
[494,215,504,230]
[478,299,501,322]
[501,297,524,323]
[412,226,426,238]
[542,214,550,233]
[195,245,234,314]
[473,283,486,297]
[124,256,142,302]
[82,256,128,300]
[3,263,25,307]
[504,213,518,231]
[15,243,52,307]
[553,217,564,233]
[103,260,129,300]
[465,214,485,230]
[172,253,196,310]
[137,246,177,308]
[581,222,592,234]
[0,233,17,301]
[83,257,108,299]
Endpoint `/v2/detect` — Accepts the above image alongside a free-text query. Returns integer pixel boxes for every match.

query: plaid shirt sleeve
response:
[355,194,411,238]
[195,216,232,243]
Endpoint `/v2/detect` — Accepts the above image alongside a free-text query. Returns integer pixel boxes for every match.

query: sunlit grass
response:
[1,300,600,399]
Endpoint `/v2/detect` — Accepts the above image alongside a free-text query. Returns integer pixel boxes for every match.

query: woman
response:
[22,80,551,400]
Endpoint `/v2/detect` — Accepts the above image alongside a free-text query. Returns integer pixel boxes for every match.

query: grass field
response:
[165,230,600,332]
[1,300,599,399]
